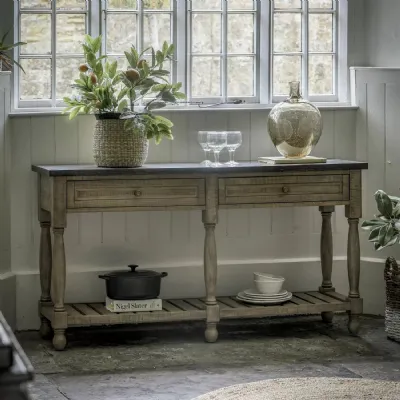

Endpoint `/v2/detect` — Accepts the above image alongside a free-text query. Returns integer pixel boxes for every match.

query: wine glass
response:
[198,131,212,166]
[207,131,227,167]
[225,131,242,166]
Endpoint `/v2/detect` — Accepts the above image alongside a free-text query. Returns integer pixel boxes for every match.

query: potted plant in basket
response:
[362,190,400,341]
[63,35,185,167]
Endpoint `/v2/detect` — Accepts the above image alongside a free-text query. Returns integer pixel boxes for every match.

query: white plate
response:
[237,292,289,301]
[242,289,288,298]
[236,292,292,305]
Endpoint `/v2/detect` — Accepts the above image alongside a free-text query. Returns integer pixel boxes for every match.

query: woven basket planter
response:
[384,257,400,341]
[93,114,149,168]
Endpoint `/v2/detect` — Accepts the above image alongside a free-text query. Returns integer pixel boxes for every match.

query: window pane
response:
[228,0,255,10]
[191,0,221,10]
[274,13,301,53]
[20,14,51,54]
[273,55,301,95]
[20,0,50,8]
[56,58,84,98]
[57,0,86,10]
[143,14,171,49]
[143,56,172,81]
[108,56,131,70]
[107,0,137,8]
[143,0,171,10]
[106,14,137,53]
[228,14,254,53]
[192,14,221,53]
[57,15,86,54]
[192,57,221,96]
[309,55,333,95]
[309,14,333,52]
[228,57,254,96]
[274,0,301,9]
[20,59,51,100]
[308,0,333,8]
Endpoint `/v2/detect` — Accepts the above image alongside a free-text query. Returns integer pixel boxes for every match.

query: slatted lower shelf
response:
[40,291,350,328]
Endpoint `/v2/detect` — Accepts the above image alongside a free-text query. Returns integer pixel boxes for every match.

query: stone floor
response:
[18,314,400,400]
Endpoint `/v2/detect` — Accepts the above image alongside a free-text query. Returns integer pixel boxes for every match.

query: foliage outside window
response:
[15,0,344,109]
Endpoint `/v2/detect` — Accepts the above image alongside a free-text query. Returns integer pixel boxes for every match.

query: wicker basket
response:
[384,257,400,341]
[93,114,149,168]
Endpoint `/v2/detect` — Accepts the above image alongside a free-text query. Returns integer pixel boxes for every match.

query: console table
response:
[32,160,368,351]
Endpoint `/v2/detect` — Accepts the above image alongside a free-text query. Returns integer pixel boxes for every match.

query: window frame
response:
[13,0,348,111]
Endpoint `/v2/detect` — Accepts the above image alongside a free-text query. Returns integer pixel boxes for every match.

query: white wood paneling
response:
[0,73,11,275]
[10,108,357,274]
[9,104,366,328]
[352,68,400,261]
[384,84,400,196]
[10,117,32,270]
[170,113,189,162]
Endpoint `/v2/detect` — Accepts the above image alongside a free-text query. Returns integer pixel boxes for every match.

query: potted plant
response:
[63,35,185,167]
[362,190,400,341]
[0,30,26,72]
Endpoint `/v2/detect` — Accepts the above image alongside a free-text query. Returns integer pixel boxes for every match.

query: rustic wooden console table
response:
[32,161,368,350]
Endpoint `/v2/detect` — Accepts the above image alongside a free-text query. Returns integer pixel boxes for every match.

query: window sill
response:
[9,103,359,117]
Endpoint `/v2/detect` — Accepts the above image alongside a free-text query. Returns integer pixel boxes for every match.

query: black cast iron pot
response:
[99,265,168,300]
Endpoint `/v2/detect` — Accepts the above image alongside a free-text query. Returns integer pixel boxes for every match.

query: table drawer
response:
[67,178,205,209]
[219,174,349,205]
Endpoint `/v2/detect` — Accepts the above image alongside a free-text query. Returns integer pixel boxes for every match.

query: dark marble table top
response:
[32,160,368,177]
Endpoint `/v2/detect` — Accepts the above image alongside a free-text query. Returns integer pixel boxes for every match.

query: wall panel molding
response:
[10,108,359,329]
[352,67,400,261]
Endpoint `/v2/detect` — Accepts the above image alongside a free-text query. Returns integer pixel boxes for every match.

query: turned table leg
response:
[202,176,219,343]
[346,217,361,335]
[38,209,53,339]
[319,206,335,323]
[346,171,363,335]
[51,178,68,350]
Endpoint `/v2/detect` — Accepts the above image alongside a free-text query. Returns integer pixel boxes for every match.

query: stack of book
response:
[105,297,162,313]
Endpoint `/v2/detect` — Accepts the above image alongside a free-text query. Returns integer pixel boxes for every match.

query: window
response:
[272,0,339,102]
[103,0,174,76]
[188,0,257,102]
[17,0,88,107]
[14,0,347,109]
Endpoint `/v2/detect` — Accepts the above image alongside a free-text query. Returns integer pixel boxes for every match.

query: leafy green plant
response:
[362,190,400,250]
[63,35,185,143]
[0,30,26,72]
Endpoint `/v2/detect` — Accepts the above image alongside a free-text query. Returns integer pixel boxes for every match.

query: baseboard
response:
[14,257,386,331]
[0,272,16,330]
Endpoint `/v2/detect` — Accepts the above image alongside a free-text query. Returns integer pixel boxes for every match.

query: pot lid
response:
[102,265,162,278]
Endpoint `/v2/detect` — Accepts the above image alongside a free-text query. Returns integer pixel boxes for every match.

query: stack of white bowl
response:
[253,272,285,295]
[236,273,292,305]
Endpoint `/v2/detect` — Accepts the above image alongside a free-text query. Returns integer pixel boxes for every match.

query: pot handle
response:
[128,264,139,272]
[98,275,109,280]
[161,272,168,278]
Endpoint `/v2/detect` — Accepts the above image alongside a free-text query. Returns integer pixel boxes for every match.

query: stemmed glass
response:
[208,131,227,167]
[226,131,242,166]
[197,131,212,166]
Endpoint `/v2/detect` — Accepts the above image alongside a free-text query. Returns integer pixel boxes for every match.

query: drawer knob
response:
[282,186,290,194]
[134,190,142,197]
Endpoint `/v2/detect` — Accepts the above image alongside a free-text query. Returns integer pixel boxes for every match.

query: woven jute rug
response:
[192,377,400,400]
